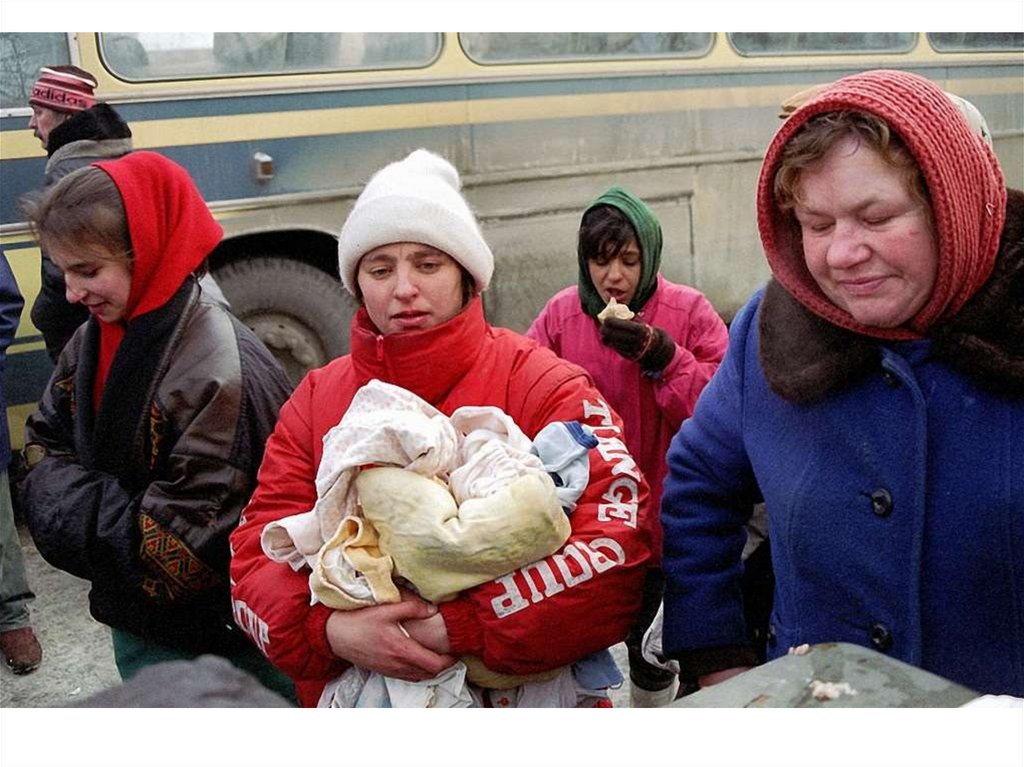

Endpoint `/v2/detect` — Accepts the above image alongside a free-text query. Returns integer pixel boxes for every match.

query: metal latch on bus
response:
[252,152,274,182]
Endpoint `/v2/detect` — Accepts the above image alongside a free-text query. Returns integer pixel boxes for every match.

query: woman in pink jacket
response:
[527,187,728,705]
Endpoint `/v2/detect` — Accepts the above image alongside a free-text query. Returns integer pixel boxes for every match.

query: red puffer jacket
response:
[229,298,655,705]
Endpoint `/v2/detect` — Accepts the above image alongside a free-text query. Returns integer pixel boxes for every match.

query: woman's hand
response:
[325,592,456,681]
[401,610,451,654]
[600,317,676,372]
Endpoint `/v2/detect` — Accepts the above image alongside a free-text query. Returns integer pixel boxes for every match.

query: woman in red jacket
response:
[229,149,656,707]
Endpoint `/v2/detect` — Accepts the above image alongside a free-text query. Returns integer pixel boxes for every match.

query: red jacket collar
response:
[350,296,487,404]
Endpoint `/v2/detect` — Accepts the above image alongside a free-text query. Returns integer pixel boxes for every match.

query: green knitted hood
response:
[577,186,663,319]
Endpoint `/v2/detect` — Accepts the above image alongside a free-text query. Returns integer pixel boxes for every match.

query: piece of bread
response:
[596,296,635,323]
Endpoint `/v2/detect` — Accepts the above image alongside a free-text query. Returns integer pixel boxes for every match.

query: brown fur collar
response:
[760,188,1024,403]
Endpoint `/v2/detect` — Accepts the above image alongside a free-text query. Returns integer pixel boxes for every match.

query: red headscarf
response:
[91,151,223,406]
[757,69,1007,340]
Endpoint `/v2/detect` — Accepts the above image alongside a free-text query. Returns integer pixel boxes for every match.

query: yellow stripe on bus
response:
[5,245,43,340]
[7,402,36,451]
[3,77,1012,159]
[0,232,39,246]
[7,78,1020,159]
[8,340,46,354]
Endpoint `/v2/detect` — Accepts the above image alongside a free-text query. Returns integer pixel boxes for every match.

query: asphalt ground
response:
[1,521,632,707]
[0,523,120,707]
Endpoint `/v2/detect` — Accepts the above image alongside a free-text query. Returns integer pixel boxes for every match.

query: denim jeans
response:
[0,469,34,632]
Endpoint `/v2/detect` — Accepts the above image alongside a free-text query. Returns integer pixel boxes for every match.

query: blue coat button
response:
[870,488,893,517]
[870,622,893,651]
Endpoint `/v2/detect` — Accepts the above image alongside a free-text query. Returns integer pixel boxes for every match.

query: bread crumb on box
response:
[788,643,811,656]
[809,679,857,701]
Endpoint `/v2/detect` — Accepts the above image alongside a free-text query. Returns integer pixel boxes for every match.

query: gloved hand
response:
[600,317,676,372]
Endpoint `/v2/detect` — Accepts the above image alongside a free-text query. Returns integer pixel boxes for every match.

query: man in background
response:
[27,65,133,361]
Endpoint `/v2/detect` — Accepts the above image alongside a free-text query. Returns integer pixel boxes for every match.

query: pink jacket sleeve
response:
[651,294,729,429]
[524,301,559,354]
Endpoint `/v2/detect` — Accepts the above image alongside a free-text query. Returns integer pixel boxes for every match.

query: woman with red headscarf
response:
[660,70,1023,697]
[20,152,295,698]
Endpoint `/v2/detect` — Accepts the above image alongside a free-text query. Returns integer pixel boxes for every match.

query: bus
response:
[2,31,1022,448]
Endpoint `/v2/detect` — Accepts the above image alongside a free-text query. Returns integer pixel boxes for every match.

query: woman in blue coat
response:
[660,70,1023,697]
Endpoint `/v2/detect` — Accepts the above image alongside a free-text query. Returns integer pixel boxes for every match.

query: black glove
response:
[600,317,676,372]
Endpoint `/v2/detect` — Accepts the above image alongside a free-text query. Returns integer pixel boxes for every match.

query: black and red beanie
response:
[29,66,97,114]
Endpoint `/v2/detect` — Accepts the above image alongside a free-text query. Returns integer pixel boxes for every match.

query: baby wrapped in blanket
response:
[261,379,615,706]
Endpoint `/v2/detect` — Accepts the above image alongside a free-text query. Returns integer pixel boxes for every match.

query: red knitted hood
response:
[757,69,1007,340]
[90,151,222,405]
[94,151,222,321]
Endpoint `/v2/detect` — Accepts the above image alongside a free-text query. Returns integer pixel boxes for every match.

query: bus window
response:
[98,32,442,81]
[459,33,713,64]
[728,32,917,56]
[927,33,1024,52]
[0,33,72,111]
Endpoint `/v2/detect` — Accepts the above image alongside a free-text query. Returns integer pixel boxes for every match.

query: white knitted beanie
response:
[337,149,494,295]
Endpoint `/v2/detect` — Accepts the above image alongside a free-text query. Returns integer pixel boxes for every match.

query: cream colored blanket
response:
[261,379,570,608]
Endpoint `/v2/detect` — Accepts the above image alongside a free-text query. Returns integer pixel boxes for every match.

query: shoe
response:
[0,626,43,675]
[629,675,680,708]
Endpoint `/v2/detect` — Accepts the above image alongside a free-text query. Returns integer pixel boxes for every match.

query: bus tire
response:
[213,257,355,384]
